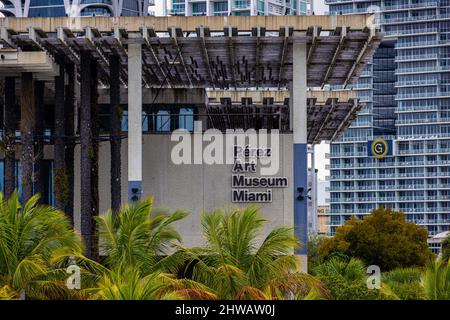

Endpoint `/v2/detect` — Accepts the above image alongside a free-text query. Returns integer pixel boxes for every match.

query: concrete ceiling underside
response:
[207,91,361,144]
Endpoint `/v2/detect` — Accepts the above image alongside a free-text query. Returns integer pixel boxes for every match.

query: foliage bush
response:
[382,268,425,300]
[313,257,387,300]
[1,194,449,301]
[318,208,434,271]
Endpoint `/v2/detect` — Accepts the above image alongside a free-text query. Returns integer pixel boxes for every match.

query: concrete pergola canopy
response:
[0,16,382,89]
[207,90,360,144]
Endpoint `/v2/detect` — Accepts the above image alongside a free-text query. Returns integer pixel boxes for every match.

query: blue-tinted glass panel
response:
[28,6,66,17]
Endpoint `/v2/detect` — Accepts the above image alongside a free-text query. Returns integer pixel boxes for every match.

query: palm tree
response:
[96,197,189,273]
[313,256,366,283]
[91,264,216,300]
[76,197,215,300]
[0,192,83,299]
[382,267,425,300]
[421,259,450,300]
[182,206,328,300]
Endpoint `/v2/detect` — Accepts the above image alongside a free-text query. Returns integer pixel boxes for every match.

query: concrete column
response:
[162,0,167,15]
[79,50,93,258]
[20,72,35,204]
[90,60,99,261]
[54,55,66,211]
[127,43,143,201]
[65,62,76,223]
[311,144,318,236]
[109,54,122,211]
[33,80,45,203]
[292,42,308,272]
[206,0,211,16]
[250,0,257,15]
[3,77,16,199]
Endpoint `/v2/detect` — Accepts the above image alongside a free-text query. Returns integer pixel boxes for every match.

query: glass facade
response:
[0,160,54,205]
[326,0,450,248]
[171,0,309,16]
[28,0,66,17]
[0,0,143,17]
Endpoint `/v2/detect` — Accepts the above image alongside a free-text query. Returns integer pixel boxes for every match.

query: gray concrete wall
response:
[74,133,294,247]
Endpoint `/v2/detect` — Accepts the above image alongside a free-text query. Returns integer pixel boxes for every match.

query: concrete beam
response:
[0,50,59,77]
[0,15,375,33]
[97,87,206,105]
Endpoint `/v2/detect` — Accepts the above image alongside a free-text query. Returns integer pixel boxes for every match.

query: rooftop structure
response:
[0,15,381,269]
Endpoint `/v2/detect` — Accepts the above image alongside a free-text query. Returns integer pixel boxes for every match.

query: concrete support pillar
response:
[33,80,45,203]
[90,60,99,260]
[292,42,308,272]
[127,43,143,202]
[79,50,93,258]
[54,55,66,210]
[206,0,211,16]
[310,145,318,236]
[109,54,122,212]
[20,72,35,204]
[65,63,75,223]
[3,77,16,199]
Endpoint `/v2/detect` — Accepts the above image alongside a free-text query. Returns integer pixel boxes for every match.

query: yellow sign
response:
[370,138,389,159]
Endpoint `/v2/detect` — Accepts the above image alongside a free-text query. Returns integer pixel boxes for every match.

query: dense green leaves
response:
[96,198,188,274]
[313,257,387,300]
[319,208,434,271]
[382,267,425,300]
[182,206,328,300]
[0,192,82,299]
[1,194,449,300]
[421,259,450,300]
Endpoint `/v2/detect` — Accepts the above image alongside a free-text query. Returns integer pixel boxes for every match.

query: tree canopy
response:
[319,208,433,271]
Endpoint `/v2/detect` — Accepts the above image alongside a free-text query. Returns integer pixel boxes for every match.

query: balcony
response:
[396,105,439,113]
[395,66,450,75]
[382,1,438,11]
[395,79,439,87]
[395,53,439,63]
[329,152,366,157]
[396,117,450,125]
[382,14,440,24]
[396,92,450,100]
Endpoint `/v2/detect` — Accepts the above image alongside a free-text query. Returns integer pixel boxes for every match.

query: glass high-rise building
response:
[0,0,152,17]
[326,0,450,253]
[167,0,310,16]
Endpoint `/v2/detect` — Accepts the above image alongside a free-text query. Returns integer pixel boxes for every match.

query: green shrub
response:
[382,268,426,300]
